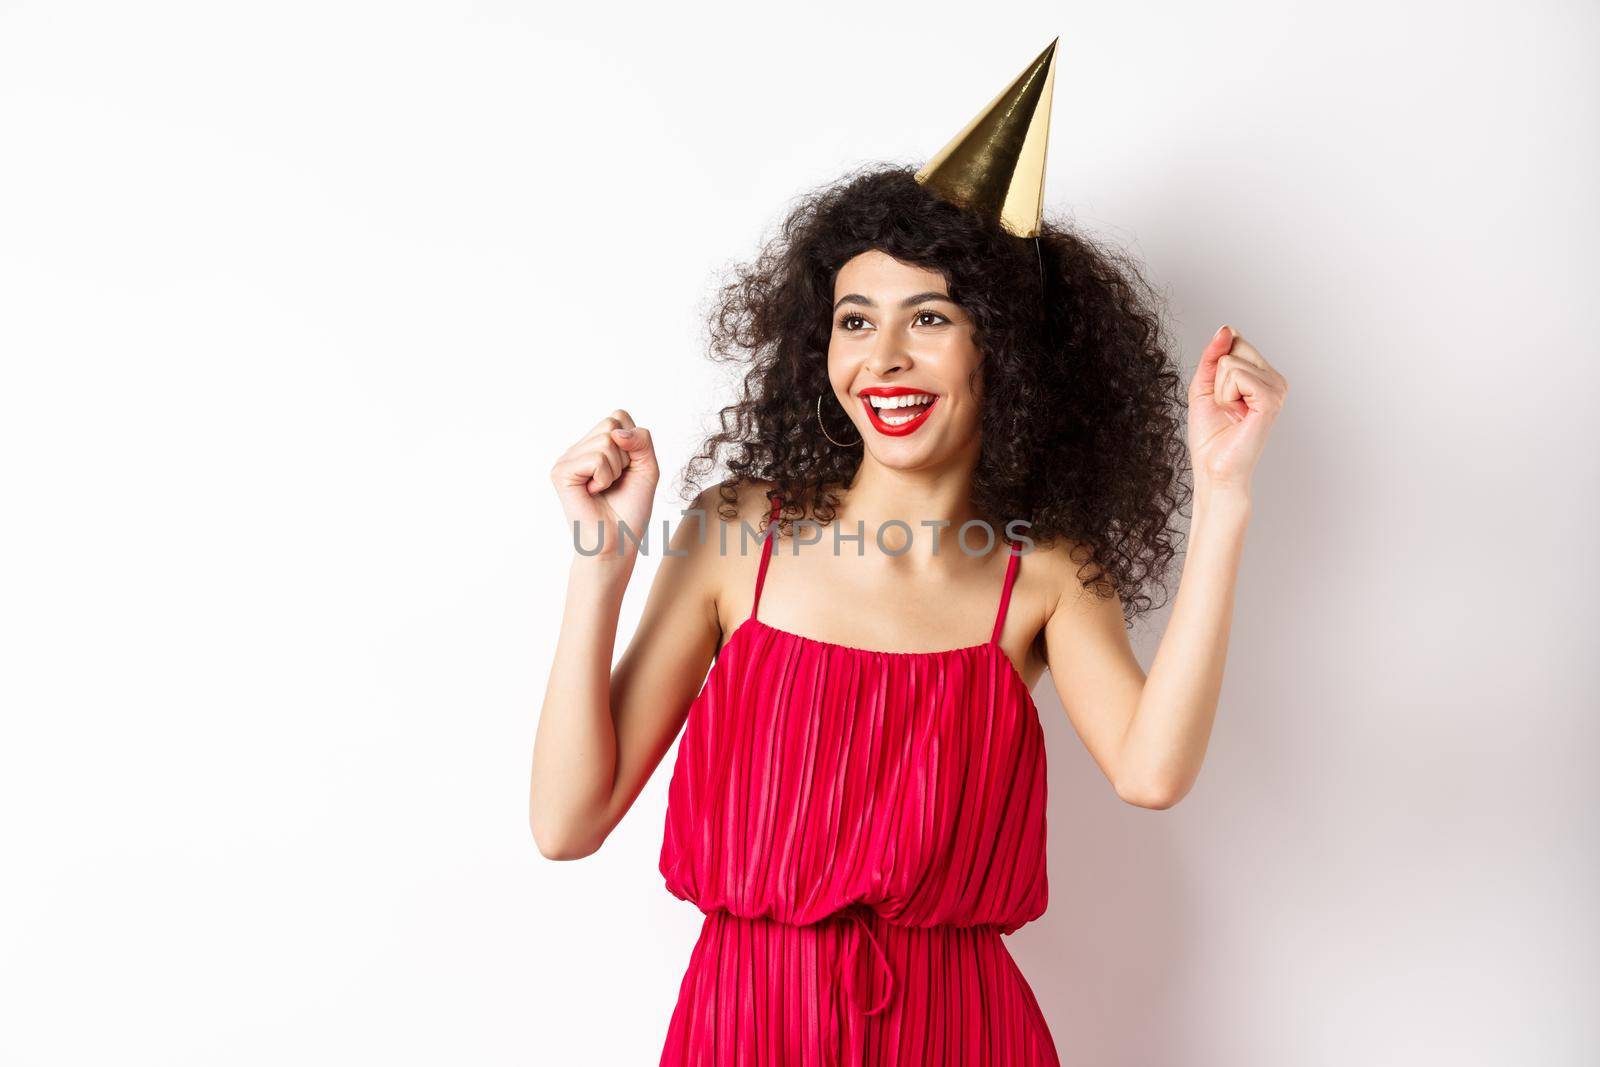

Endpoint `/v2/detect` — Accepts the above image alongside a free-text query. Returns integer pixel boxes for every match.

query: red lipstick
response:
[858,385,939,438]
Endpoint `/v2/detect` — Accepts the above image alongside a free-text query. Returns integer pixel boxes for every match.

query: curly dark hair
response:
[679,162,1191,625]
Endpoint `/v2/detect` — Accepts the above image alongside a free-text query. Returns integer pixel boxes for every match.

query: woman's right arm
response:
[528,409,726,860]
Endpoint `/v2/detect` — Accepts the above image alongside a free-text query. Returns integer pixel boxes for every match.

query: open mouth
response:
[859,388,939,437]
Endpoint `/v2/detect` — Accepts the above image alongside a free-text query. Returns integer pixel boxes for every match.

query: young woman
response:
[530,45,1286,1066]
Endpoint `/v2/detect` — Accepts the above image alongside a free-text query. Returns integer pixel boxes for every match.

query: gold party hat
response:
[915,37,1060,238]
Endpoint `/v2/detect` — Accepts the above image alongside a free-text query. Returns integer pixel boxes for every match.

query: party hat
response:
[915,37,1060,238]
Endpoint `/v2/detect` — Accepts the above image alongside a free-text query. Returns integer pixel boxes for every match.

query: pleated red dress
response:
[658,497,1057,1066]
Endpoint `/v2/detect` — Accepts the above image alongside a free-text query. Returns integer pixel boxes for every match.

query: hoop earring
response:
[816,393,862,447]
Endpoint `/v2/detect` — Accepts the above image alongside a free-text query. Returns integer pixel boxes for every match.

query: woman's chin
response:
[861,432,959,471]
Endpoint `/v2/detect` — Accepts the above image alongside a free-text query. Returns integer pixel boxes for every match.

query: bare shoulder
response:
[671,477,777,639]
[1018,531,1100,604]
[1015,532,1120,654]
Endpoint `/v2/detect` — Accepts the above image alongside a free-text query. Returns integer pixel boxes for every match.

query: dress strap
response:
[749,495,782,623]
[989,538,1022,645]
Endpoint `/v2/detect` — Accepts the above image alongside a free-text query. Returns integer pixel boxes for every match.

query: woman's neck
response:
[832,455,987,563]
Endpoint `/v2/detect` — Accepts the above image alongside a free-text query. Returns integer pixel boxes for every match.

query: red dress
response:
[658,497,1058,1066]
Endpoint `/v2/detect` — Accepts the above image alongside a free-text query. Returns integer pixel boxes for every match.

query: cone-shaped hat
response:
[915,37,1060,238]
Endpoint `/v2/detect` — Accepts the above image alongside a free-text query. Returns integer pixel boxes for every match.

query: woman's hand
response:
[1186,325,1289,492]
[549,409,660,565]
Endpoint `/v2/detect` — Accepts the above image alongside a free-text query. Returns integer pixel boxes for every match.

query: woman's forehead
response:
[832,249,949,297]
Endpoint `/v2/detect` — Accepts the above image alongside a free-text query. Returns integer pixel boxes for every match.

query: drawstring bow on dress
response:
[837,904,895,1015]
[825,904,897,1066]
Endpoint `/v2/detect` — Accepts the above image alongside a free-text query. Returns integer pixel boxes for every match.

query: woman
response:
[530,42,1286,1067]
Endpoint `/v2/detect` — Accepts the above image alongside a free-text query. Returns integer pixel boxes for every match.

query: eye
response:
[835,308,951,332]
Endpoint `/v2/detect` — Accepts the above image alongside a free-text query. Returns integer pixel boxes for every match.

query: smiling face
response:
[827,249,984,472]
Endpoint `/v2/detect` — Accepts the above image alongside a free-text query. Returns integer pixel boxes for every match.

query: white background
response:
[2,2,1596,1064]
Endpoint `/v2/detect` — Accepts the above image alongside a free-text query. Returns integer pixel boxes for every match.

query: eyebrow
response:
[832,290,957,312]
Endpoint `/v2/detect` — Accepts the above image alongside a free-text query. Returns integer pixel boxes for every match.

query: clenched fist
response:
[549,409,660,564]
[1187,325,1289,492]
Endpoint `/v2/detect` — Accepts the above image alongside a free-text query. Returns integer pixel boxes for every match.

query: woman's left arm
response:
[1043,325,1287,809]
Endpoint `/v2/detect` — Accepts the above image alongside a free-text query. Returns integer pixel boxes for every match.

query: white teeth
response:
[866,393,935,409]
[880,411,921,426]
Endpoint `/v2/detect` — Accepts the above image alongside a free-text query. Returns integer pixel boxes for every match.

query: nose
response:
[864,337,912,378]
